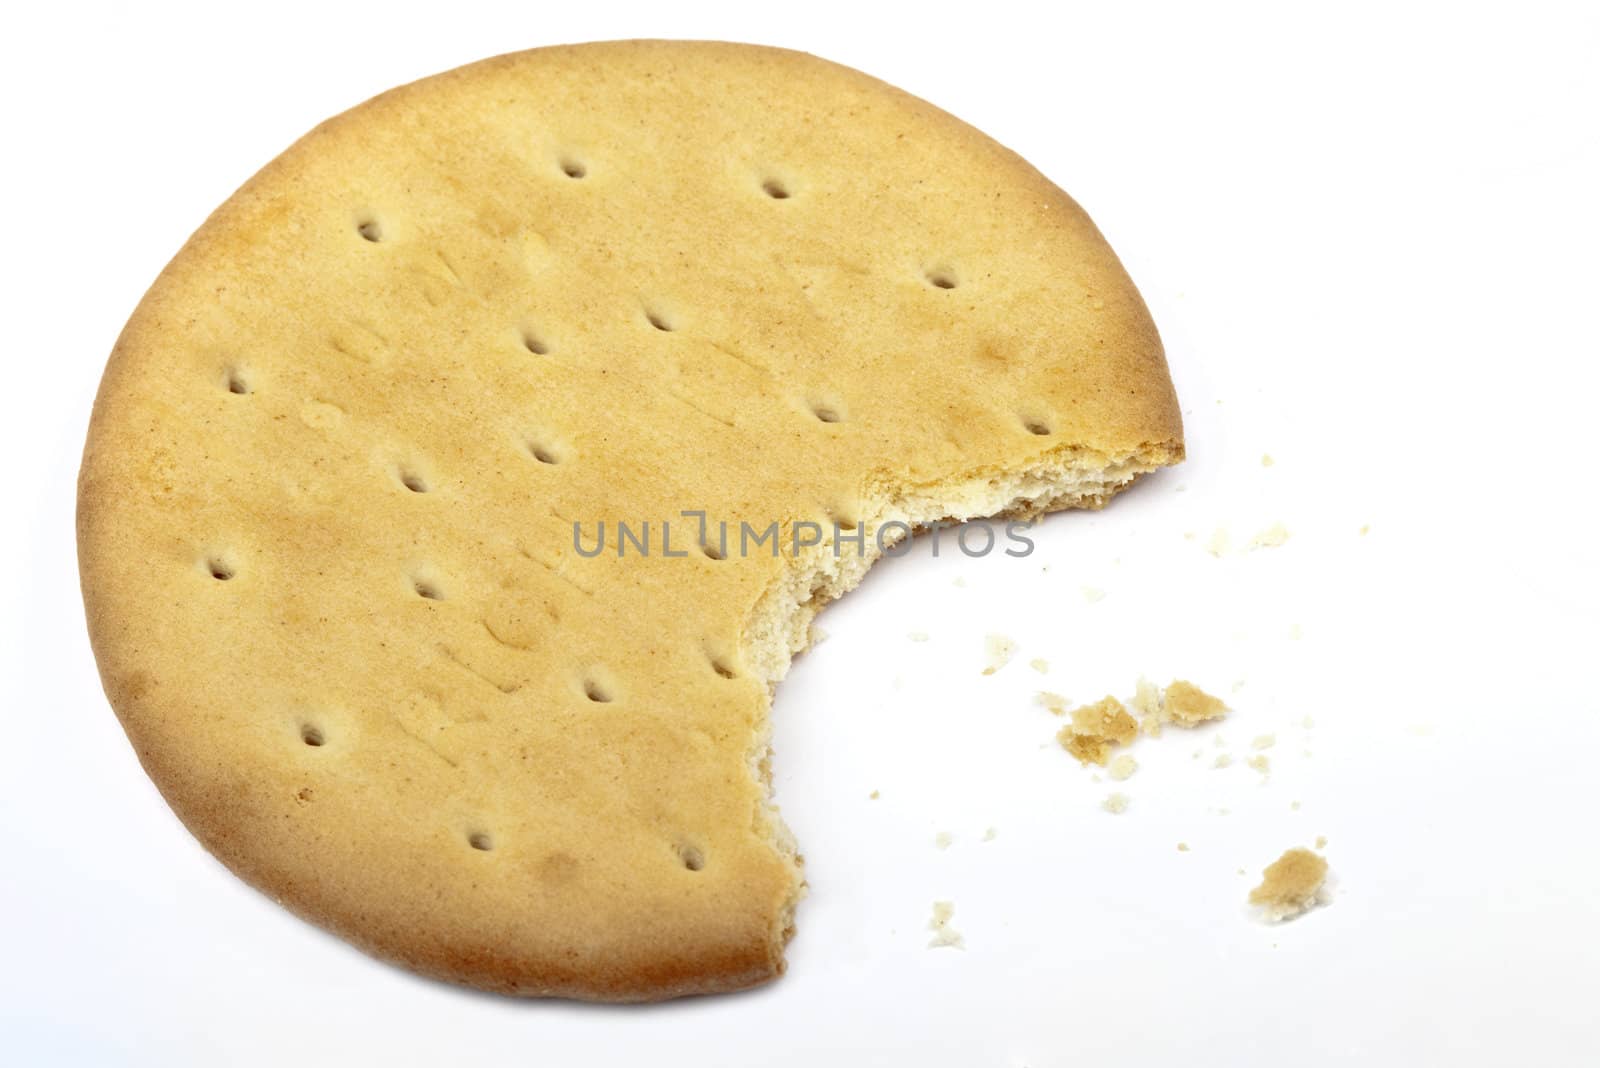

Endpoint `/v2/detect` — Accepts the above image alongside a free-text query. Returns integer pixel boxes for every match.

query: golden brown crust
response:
[79,40,1182,1000]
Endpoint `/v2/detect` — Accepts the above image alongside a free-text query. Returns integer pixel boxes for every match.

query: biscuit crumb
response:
[1250,522,1291,549]
[934,831,953,850]
[1290,800,1301,811]
[1130,676,1165,735]
[983,827,998,842]
[1206,528,1231,557]
[1248,848,1331,921]
[1359,524,1370,536]
[1109,754,1138,781]
[1252,734,1276,750]
[1101,792,1130,814]
[869,790,880,800]
[1177,842,1190,852]
[928,901,964,949]
[1315,835,1327,849]
[1129,676,1162,717]
[907,630,929,642]
[1163,680,1230,726]
[1057,697,1139,765]
[1035,691,1070,715]
[1301,715,1315,728]
[1261,453,1275,467]
[1029,658,1049,674]
[981,634,1016,675]
[1138,679,1229,733]
[1213,754,1233,769]
[1081,586,1106,603]
[1248,754,1271,775]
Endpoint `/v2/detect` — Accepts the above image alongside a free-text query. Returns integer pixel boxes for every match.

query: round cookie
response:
[78,40,1182,1000]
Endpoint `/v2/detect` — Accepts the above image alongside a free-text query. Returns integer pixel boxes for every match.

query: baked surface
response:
[78,40,1182,1000]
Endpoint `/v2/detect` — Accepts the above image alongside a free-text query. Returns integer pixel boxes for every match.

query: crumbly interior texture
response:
[77,41,1182,1000]
[1249,848,1331,921]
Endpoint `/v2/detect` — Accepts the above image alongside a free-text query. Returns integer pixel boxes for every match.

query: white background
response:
[4,1,1598,1064]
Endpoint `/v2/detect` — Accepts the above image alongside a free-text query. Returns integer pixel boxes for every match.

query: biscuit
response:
[78,41,1182,999]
